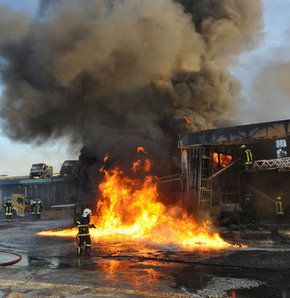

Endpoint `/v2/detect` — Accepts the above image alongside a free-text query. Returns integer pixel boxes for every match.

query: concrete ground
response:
[0,217,290,297]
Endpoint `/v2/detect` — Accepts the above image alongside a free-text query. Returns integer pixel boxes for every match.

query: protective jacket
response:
[76,216,92,236]
[36,202,43,215]
[242,149,253,170]
[276,199,284,215]
[31,203,36,215]
[4,202,13,215]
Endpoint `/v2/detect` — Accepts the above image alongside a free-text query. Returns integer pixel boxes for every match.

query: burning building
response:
[179,119,290,223]
[0,0,273,241]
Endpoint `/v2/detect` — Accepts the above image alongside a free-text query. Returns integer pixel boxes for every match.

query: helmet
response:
[277,196,281,201]
[82,208,92,217]
[240,145,246,149]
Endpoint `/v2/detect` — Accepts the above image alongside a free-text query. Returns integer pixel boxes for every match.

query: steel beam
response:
[253,157,290,171]
[179,119,290,148]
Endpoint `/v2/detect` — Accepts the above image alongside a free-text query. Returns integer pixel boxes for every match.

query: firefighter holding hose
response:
[240,144,253,171]
[76,208,96,256]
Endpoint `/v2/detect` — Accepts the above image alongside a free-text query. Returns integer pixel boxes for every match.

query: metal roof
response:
[179,119,290,148]
[0,176,75,186]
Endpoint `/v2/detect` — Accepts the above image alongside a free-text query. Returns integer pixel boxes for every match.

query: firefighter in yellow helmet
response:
[76,208,96,256]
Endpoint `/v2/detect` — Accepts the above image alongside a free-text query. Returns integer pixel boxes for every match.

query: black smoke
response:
[0,0,263,191]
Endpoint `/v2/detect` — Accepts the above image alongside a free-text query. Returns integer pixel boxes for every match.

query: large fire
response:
[39,154,242,249]
[213,152,233,168]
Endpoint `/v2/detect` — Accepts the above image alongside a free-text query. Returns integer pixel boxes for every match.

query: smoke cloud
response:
[0,0,263,177]
[246,60,290,122]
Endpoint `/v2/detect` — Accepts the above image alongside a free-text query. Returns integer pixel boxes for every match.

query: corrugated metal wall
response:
[0,178,84,207]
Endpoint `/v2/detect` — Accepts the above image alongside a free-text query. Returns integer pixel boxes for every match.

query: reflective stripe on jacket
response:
[4,203,13,215]
[276,201,284,215]
[76,216,91,236]
[244,149,253,165]
[36,204,42,214]
[31,204,36,214]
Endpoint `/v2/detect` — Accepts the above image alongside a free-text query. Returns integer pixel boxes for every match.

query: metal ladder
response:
[198,148,213,211]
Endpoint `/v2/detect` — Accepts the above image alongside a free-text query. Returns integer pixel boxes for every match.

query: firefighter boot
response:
[77,246,83,256]
[85,245,91,256]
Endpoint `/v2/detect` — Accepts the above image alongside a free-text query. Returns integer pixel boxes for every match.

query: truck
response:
[218,194,256,226]
[60,160,78,177]
[10,193,32,218]
[29,163,53,179]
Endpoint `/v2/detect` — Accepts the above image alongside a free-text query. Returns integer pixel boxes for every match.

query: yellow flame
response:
[213,152,233,168]
[39,162,245,249]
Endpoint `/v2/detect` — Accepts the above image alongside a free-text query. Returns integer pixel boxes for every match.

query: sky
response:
[0,0,289,176]
[232,0,290,124]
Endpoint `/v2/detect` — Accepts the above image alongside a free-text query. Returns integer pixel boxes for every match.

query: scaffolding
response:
[198,149,213,210]
[253,157,290,172]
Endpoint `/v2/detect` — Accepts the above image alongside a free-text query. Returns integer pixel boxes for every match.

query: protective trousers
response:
[5,213,12,222]
[77,234,91,256]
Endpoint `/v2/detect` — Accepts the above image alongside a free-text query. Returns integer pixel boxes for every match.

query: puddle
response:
[12,254,74,270]
[177,266,290,298]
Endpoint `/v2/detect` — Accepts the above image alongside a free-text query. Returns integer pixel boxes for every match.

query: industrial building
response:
[1,119,289,223]
[0,176,83,208]
[178,119,290,222]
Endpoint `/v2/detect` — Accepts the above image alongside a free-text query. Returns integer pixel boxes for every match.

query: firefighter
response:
[36,200,43,220]
[241,145,253,171]
[3,199,14,222]
[31,201,37,220]
[272,196,284,234]
[76,208,96,256]
[275,196,284,219]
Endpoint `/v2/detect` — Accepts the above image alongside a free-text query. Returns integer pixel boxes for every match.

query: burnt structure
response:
[179,119,290,221]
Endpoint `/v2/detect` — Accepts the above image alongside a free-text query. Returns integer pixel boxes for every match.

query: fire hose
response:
[0,250,22,266]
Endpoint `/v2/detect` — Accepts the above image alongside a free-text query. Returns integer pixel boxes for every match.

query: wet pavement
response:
[0,218,290,297]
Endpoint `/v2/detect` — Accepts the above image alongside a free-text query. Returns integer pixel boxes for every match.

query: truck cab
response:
[29,163,53,179]
[10,194,32,217]
[60,160,78,177]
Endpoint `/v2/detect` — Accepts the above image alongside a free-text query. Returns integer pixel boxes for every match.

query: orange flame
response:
[137,146,148,154]
[39,161,244,249]
[132,159,142,171]
[144,159,152,172]
[213,153,232,168]
[104,153,109,162]
[184,117,191,125]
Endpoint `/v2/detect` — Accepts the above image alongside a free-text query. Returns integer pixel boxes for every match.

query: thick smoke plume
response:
[0,0,262,179]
